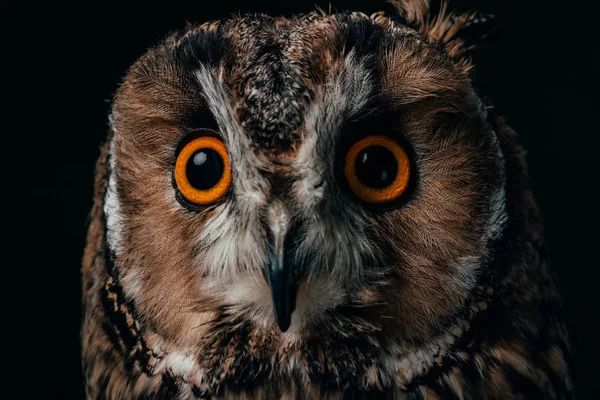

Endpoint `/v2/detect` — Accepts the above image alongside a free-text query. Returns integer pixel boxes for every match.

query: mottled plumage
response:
[82,1,573,398]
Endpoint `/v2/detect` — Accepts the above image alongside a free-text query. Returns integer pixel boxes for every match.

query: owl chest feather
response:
[89,252,571,400]
[95,262,478,398]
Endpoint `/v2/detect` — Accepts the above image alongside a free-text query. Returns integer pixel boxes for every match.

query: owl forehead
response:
[113,11,473,162]
[176,12,393,154]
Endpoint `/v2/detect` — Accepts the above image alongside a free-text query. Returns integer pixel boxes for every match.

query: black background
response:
[24,0,598,398]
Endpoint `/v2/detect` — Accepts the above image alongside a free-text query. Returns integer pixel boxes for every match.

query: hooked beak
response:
[266,201,298,332]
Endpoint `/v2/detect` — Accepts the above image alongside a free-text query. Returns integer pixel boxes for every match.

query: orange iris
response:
[344,135,410,204]
[174,136,231,205]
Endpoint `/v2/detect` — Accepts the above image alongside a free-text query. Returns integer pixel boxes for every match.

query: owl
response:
[81,0,573,398]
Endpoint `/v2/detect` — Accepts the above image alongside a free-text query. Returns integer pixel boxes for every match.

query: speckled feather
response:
[82,1,573,398]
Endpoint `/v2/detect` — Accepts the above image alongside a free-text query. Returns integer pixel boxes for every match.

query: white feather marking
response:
[119,269,143,301]
[283,278,346,341]
[291,50,378,289]
[190,68,272,329]
[293,103,325,212]
[163,352,196,378]
[104,132,124,254]
[484,184,508,242]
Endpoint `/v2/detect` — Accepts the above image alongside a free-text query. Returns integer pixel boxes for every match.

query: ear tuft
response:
[388,1,495,73]
[388,0,431,26]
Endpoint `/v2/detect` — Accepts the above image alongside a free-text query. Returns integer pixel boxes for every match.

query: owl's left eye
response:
[174,136,231,205]
[344,135,411,205]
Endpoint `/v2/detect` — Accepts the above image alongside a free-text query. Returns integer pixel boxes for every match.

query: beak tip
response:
[268,258,298,334]
[275,313,292,332]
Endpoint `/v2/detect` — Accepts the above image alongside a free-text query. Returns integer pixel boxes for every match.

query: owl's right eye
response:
[174,136,231,205]
[344,135,411,205]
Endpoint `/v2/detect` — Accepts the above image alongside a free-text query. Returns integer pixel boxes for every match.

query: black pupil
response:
[186,148,224,190]
[355,145,398,189]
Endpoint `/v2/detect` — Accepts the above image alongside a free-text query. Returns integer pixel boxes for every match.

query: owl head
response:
[101,0,505,351]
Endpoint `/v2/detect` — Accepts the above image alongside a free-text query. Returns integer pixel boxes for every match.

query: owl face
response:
[105,9,505,348]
